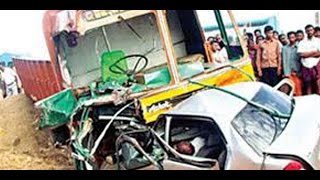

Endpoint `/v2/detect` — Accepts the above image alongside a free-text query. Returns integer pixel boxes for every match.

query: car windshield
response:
[231,85,294,155]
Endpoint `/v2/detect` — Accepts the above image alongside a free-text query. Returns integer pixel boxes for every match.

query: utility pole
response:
[316,11,319,26]
[276,11,280,32]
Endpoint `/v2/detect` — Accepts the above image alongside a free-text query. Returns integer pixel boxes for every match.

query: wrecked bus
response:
[14,10,255,169]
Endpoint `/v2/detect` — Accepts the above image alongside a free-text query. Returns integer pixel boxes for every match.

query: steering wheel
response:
[109,54,149,77]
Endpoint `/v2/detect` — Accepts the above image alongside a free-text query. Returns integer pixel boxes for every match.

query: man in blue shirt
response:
[282,31,302,95]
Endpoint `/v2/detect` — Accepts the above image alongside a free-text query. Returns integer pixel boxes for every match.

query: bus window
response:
[58,12,173,89]
[166,10,207,80]
[196,10,244,63]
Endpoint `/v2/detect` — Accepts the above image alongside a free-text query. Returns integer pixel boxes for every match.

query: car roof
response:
[166,82,264,129]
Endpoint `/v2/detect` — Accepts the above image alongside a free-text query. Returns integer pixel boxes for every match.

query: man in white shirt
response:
[190,137,206,156]
[0,65,19,97]
[209,40,229,66]
[296,30,305,44]
[174,137,206,157]
[297,24,320,95]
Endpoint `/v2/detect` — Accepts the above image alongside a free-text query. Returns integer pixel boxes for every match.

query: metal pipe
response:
[98,115,135,121]
[101,26,111,52]
[90,101,135,156]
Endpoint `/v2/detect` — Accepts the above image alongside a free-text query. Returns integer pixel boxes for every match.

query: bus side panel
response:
[13,58,63,101]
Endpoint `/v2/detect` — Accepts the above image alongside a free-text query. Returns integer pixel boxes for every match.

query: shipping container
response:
[12,58,63,101]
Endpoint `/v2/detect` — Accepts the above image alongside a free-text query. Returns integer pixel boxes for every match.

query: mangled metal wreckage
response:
[35,10,255,170]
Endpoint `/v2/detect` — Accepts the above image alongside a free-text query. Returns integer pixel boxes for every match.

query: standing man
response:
[247,38,258,77]
[255,35,265,46]
[246,32,254,41]
[254,29,262,43]
[215,33,226,49]
[297,24,320,95]
[256,26,282,87]
[279,34,289,46]
[282,31,302,96]
[296,30,305,43]
[315,26,320,38]
[10,64,22,93]
[0,64,19,97]
[273,31,280,41]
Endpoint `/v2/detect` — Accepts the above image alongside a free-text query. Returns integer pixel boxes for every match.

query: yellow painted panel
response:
[140,63,254,123]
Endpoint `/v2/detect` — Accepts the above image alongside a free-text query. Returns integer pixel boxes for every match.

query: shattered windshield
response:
[231,85,294,155]
[59,13,171,89]
[252,85,293,116]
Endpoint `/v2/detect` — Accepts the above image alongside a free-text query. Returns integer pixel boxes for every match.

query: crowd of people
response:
[246,24,320,96]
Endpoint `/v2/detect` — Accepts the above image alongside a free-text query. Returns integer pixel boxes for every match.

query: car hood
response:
[264,95,320,169]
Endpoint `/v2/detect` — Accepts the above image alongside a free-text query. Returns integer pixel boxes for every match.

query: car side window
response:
[196,10,244,62]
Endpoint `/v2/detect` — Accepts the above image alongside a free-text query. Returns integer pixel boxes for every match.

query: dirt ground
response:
[0,94,74,170]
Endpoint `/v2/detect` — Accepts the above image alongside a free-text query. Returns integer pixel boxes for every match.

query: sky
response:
[0,10,48,59]
[0,10,319,60]
[232,10,320,33]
